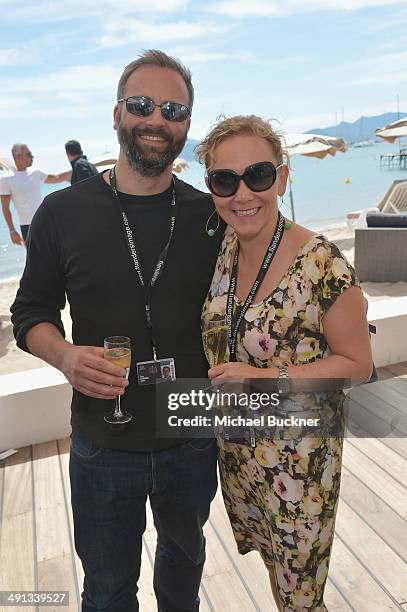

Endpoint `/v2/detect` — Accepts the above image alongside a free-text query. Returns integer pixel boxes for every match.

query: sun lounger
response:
[347,179,407,228]
[381,181,407,213]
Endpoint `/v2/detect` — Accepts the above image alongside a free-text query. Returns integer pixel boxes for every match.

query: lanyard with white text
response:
[109,167,176,360]
[226,212,285,361]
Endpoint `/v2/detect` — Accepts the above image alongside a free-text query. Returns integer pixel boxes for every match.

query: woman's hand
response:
[208,362,278,383]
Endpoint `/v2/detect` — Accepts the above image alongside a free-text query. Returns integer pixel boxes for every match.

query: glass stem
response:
[113,394,123,418]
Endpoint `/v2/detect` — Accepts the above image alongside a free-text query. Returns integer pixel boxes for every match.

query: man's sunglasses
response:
[118,96,191,123]
[206,161,283,198]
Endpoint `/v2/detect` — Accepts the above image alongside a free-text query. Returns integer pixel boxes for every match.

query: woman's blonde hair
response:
[196,115,285,169]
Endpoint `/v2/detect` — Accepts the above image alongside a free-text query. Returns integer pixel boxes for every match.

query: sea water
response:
[1,141,406,282]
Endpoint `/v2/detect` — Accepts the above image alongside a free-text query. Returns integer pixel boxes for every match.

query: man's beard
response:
[117,124,187,177]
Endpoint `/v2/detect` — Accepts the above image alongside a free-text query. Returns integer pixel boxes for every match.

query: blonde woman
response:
[197,116,372,611]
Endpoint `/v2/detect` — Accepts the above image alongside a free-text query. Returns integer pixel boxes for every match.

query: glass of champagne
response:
[202,317,228,417]
[203,318,235,439]
[203,318,228,366]
[104,336,132,425]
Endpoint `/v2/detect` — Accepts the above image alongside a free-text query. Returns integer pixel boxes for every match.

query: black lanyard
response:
[226,212,285,361]
[109,167,176,360]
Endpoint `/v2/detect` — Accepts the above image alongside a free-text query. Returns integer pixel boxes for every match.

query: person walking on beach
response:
[65,140,98,185]
[11,50,223,611]
[0,143,71,245]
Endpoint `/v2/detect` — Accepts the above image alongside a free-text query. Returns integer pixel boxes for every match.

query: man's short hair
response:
[117,49,194,109]
[65,140,83,156]
[11,143,27,159]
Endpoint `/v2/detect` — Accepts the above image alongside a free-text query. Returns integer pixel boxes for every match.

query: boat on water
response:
[352,139,376,148]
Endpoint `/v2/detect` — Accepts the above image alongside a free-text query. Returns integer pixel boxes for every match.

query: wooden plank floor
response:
[1,364,406,611]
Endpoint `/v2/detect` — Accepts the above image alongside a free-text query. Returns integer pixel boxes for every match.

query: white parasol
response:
[173,157,189,173]
[0,155,15,171]
[88,152,190,174]
[280,133,348,221]
[375,118,407,144]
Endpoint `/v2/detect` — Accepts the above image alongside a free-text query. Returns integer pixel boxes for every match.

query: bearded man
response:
[11,50,224,612]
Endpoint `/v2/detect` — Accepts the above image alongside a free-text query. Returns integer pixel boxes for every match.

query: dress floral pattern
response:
[202,226,359,611]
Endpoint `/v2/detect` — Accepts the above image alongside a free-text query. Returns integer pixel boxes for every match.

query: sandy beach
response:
[0,226,354,376]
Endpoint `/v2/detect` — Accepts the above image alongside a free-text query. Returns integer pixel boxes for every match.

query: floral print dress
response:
[202,226,360,611]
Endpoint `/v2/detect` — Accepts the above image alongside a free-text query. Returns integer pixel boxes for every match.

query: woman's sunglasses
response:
[206,161,283,197]
[118,95,191,123]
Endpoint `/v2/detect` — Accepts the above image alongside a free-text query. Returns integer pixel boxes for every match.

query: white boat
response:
[353,140,376,148]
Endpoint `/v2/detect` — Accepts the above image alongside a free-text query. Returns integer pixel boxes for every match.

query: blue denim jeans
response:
[69,433,217,612]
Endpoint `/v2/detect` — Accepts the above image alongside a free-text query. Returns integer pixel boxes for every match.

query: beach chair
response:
[381,181,407,213]
[346,179,407,228]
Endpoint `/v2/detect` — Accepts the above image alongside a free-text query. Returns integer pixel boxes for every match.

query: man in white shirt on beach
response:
[0,143,71,245]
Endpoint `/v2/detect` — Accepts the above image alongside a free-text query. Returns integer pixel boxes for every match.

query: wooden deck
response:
[1,364,406,611]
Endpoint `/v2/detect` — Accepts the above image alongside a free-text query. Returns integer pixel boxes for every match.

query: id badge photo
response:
[136,357,176,386]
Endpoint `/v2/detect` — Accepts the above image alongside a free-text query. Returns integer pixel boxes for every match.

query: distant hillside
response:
[180,112,406,159]
[180,138,200,162]
[306,112,407,143]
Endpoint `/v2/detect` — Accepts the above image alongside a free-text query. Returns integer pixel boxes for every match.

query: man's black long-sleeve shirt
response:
[70,155,98,185]
[11,172,223,451]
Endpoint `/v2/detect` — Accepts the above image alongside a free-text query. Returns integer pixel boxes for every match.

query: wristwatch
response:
[277,365,290,396]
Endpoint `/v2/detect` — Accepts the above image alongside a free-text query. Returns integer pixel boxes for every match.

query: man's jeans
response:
[69,433,217,612]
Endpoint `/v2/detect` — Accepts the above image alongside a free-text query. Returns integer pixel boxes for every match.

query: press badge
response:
[136,358,176,386]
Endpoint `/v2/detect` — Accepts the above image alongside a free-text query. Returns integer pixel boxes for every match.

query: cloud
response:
[206,0,407,18]
[170,51,229,63]
[168,44,255,65]
[354,69,407,85]
[340,50,407,85]
[0,101,107,120]
[0,65,120,119]
[376,35,407,51]
[3,64,121,94]
[0,48,22,66]
[96,20,235,50]
[261,55,310,72]
[360,11,407,35]
[0,31,84,68]
[1,0,188,24]
[0,95,27,113]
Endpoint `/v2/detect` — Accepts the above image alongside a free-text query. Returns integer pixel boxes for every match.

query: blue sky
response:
[1,0,406,171]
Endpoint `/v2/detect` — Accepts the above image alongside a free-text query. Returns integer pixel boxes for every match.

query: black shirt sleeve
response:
[10,199,66,353]
[71,160,98,184]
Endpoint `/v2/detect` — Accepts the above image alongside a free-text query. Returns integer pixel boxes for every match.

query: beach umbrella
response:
[0,155,14,171]
[173,157,189,173]
[87,151,117,174]
[375,118,407,143]
[280,133,348,221]
[88,152,190,174]
[89,152,118,168]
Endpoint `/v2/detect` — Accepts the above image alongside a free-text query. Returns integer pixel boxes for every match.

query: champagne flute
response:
[202,318,228,366]
[104,336,132,425]
[202,318,229,436]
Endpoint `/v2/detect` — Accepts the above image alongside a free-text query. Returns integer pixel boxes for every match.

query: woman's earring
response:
[206,209,220,237]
